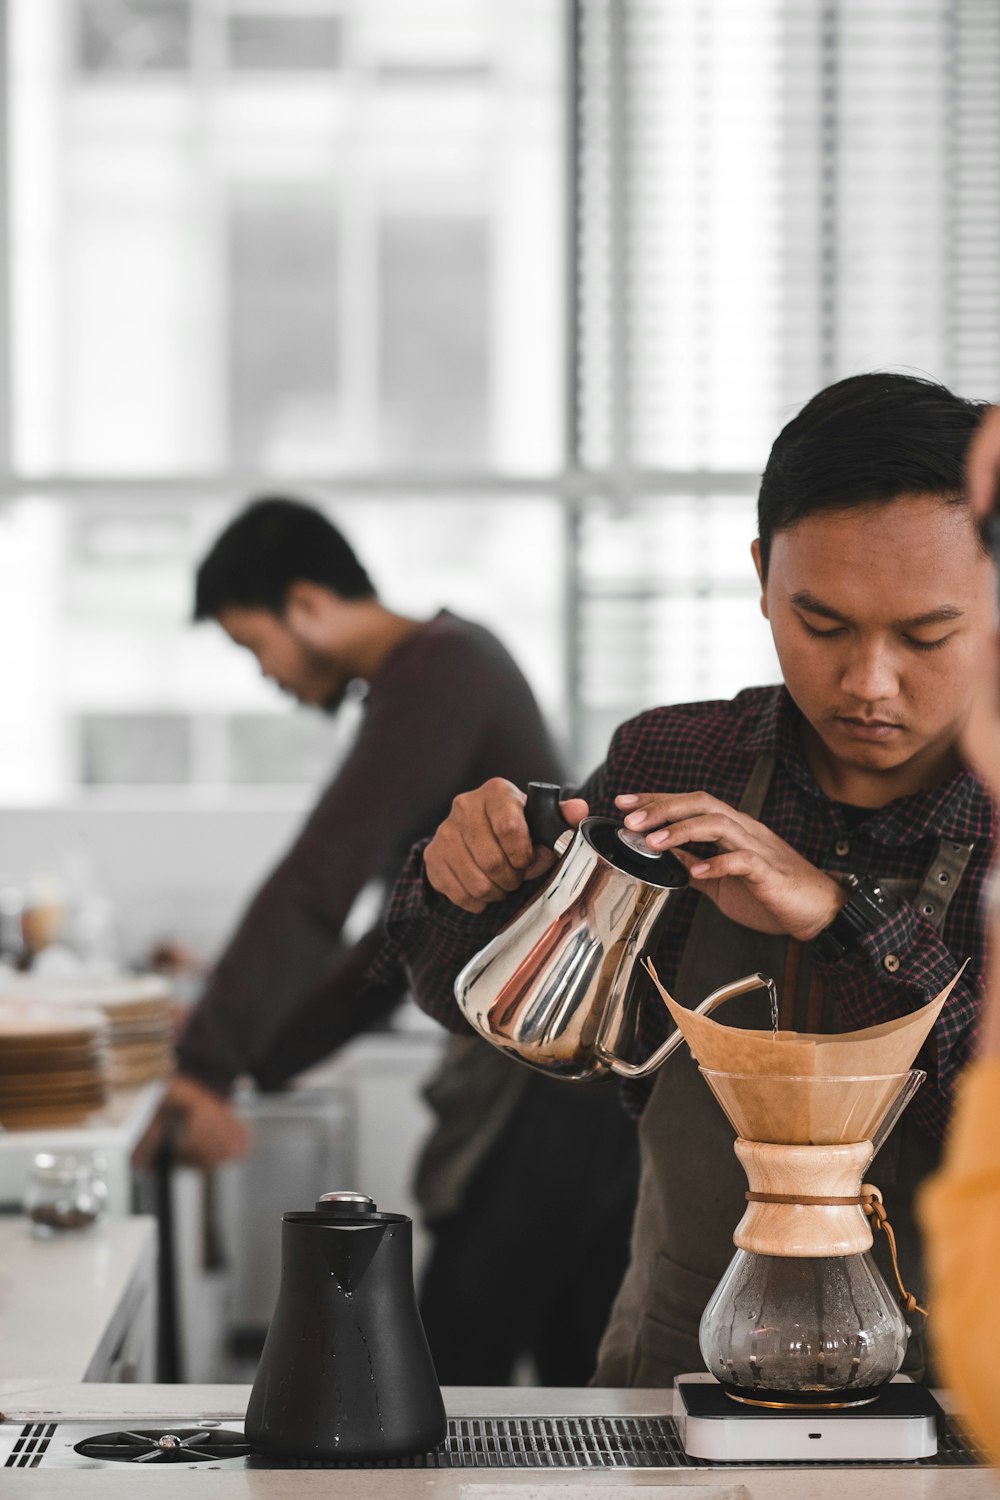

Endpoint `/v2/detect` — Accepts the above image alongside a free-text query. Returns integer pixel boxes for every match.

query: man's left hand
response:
[616,790,846,942]
[133,1074,252,1171]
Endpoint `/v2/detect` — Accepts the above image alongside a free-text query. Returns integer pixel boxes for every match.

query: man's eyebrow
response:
[789,591,965,629]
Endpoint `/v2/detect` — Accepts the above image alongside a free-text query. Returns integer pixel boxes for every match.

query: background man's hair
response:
[756,372,988,575]
[194,497,376,620]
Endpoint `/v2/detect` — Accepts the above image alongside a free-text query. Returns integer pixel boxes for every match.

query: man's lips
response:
[835,715,904,741]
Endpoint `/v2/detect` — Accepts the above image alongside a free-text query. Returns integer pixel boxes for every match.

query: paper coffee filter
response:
[645,957,966,1078]
[698,1068,914,1145]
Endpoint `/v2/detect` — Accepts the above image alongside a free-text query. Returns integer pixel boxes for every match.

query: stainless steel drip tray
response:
[1,1415,985,1472]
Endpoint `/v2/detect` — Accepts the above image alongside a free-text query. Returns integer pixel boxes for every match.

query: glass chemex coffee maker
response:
[645,961,965,1463]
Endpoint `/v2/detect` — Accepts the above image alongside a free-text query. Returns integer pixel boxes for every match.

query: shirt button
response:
[883,954,901,974]
[835,839,850,857]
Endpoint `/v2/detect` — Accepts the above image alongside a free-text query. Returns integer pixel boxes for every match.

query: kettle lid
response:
[583,818,689,888]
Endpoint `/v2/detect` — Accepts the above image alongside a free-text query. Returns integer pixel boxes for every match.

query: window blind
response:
[573,0,1000,771]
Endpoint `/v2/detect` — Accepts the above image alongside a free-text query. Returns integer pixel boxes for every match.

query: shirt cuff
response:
[813,900,922,979]
[174,1010,240,1097]
[422,866,532,941]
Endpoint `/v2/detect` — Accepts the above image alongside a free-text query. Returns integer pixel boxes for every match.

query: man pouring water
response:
[376,372,996,1387]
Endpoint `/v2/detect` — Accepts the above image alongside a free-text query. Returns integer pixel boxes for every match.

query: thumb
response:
[559,796,589,828]
[522,797,589,880]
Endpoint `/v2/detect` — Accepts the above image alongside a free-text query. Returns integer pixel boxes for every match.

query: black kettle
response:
[244,1190,447,1461]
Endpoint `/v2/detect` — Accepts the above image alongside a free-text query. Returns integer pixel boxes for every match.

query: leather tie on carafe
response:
[742,1185,928,1317]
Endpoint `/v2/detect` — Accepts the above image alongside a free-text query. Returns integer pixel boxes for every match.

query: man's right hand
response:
[133,1074,252,1171]
[423,777,589,913]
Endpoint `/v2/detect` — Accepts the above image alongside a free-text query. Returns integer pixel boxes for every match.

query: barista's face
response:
[216,602,350,711]
[755,494,995,798]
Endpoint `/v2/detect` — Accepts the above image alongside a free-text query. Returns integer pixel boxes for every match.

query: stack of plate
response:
[0,975,175,1088]
[87,977,175,1087]
[0,1004,108,1128]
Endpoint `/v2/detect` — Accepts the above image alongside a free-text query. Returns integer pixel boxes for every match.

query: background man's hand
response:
[424,777,588,913]
[616,790,846,942]
[133,1074,252,1171]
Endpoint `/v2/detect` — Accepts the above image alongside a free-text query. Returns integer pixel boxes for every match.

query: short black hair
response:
[194,497,376,620]
[756,372,989,576]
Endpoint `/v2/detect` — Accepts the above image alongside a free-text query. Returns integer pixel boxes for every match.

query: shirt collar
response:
[740,685,995,847]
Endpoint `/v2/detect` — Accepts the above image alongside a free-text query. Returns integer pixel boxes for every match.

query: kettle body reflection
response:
[455,783,775,1080]
[245,1191,446,1461]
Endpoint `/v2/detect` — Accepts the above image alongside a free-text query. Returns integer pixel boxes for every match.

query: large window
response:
[1,0,566,799]
[2,0,1000,802]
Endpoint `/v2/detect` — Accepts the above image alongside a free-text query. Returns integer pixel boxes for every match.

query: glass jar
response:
[23,1150,109,1238]
[699,1248,909,1406]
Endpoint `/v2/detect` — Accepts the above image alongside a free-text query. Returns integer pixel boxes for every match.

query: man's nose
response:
[840,640,900,702]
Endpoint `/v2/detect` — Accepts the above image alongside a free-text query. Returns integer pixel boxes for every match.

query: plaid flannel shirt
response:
[378,685,995,1140]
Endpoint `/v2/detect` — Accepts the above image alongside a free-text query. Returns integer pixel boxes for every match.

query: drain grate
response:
[5,1422,56,1468]
[274,1417,694,1470]
[270,1414,986,1470]
[5,1415,986,1471]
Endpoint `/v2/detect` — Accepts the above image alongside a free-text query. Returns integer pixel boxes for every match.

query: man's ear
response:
[284,579,327,625]
[284,580,337,646]
[750,539,769,620]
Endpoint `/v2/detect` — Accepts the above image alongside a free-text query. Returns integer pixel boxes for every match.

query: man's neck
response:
[348,604,423,682]
[797,718,963,809]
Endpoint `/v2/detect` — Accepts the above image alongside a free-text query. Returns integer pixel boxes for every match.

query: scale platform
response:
[676,1373,943,1463]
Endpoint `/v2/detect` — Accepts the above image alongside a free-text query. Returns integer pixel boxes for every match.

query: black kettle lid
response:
[583,818,690,888]
[316,1190,379,1216]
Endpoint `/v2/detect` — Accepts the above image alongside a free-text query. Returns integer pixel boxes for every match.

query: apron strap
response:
[909,838,975,934]
[733,754,820,1028]
[737,752,777,820]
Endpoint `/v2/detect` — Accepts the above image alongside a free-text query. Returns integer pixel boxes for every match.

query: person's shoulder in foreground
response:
[919,1053,1000,1460]
[919,402,1000,1463]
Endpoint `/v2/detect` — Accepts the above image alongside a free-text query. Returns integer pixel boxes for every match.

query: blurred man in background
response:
[136,496,639,1384]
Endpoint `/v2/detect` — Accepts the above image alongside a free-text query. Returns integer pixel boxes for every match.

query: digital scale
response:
[675,1373,943,1462]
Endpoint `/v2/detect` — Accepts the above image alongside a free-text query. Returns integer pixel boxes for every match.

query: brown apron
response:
[593,752,973,1388]
[414,1033,531,1223]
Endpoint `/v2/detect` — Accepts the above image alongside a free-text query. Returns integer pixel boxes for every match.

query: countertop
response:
[0,1383,995,1498]
[0,1216,157,1396]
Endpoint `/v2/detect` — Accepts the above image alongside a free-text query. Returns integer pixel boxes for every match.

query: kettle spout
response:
[605,968,777,1079]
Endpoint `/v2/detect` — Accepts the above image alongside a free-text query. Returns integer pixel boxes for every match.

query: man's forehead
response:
[770,494,983,561]
[774,490,976,535]
[766,496,990,608]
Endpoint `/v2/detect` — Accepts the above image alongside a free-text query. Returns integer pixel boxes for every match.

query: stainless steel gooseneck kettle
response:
[455,782,775,1080]
[245,1190,446,1461]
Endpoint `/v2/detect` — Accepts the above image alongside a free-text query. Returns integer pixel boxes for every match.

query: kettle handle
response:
[524,781,573,851]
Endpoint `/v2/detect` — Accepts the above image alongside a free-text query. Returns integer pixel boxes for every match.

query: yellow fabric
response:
[918,1056,1000,1462]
